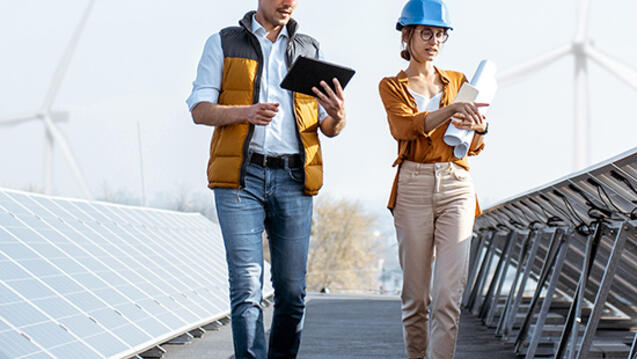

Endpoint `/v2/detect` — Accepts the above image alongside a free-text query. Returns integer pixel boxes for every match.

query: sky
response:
[1,0,636,221]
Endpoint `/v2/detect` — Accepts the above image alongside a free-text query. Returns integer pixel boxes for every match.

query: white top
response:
[186,15,328,155]
[408,88,442,112]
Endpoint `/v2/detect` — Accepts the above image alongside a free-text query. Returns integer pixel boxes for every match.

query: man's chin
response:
[276,16,291,25]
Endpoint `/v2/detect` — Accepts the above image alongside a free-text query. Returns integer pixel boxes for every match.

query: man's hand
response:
[245,103,279,125]
[312,78,346,123]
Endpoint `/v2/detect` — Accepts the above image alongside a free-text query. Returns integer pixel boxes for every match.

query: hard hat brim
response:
[396,20,453,31]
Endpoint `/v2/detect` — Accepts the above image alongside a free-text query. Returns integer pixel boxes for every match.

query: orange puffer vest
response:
[207,11,323,196]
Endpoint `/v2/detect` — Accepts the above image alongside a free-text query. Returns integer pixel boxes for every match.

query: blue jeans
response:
[214,161,313,359]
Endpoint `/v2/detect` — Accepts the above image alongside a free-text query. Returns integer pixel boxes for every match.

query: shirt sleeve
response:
[186,33,223,112]
[468,143,485,156]
[378,77,432,141]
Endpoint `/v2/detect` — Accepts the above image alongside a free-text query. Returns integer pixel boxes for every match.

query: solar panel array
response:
[465,147,637,358]
[0,189,274,359]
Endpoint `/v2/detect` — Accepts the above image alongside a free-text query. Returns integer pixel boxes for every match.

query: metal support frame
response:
[576,221,631,358]
[463,230,490,307]
[514,227,562,352]
[467,150,637,359]
[629,329,637,359]
[467,230,498,312]
[484,231,519,326]
[503,229,543,339]
[524,227,572,358]
[554,221,605,359]
[496,229,531,336]
[480,231,517,323]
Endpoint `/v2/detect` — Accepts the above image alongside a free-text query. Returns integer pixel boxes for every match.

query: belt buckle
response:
[262,154,268,168]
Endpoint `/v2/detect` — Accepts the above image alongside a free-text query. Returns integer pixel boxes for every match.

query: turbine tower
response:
[0,0,96,198]
[497,0,637,170]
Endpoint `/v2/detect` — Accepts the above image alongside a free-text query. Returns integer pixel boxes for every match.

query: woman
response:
[378,1,488,358]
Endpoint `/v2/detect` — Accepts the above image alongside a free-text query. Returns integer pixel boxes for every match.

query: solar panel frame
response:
[469,147,637,358]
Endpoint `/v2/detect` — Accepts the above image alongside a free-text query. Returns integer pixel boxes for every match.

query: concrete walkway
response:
[163,294,515,359]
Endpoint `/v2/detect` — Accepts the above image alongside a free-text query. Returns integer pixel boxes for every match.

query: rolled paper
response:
[443,60,498,158]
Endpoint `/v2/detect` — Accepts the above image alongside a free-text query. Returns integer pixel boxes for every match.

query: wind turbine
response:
[0,0,96,198]
[497,0,637,170]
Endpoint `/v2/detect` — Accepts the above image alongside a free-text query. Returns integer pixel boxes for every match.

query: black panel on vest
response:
[286,34,320,67]
[220,27,260,61]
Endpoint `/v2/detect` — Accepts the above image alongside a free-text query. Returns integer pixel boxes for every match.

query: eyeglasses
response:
[418,29,449,43]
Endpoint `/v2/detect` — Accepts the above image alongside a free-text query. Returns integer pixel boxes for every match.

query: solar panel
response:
[0,189,274,359]
[465,147,637,358]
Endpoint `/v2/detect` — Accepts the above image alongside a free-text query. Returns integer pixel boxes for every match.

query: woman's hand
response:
[451,102,488,132]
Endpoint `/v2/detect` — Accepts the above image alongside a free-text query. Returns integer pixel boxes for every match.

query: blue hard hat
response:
[396,0,453,31]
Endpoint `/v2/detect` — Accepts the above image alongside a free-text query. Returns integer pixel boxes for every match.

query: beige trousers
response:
[393,161,476,359]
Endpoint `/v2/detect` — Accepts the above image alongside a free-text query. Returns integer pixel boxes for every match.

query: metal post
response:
[467,230,497,311]
[576,222,630,359]
[496,229,531,336]
[554,220,604,359]
[485,231,519,326]
[629,329,637,359]
[504,229,543,339]
[471,231,500,314]
[568,236,594,359]
[514,227,561,352]
[524,227,571,358]
[463,229,490,307]
[480,231,517,321]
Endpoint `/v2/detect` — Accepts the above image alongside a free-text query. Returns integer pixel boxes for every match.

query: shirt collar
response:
[251,14,289,40]
[397,66,450,85]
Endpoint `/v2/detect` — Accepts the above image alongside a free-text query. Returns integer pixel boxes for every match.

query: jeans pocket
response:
[398,167,416,186]
[452,164,471,181]
[287,168,305,183]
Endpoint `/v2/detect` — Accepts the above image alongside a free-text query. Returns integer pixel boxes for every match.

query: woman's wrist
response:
[475,122,489,135]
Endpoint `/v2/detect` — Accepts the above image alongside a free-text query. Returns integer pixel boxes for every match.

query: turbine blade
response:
[584,44,637,91]
[575,0,591,42]
[44,128,54,195]
[0,114,39,126]
[50,111,70,123]
[573,57,591,170]
[42,115,93,199]
[41,0,96,111]
[497,43,573,87]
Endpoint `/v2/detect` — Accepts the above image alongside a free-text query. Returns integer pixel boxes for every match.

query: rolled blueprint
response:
[443,60,498,158]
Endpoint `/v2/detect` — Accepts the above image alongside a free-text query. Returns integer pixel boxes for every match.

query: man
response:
[186,0,346,358]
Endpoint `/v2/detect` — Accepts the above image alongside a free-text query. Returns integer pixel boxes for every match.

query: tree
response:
[306,196,380,293]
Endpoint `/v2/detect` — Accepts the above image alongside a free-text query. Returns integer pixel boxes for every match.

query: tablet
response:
[280,56,356,97]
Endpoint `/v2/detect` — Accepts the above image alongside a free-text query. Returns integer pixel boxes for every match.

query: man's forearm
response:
[192,102,250,127]
[319,115,346,137]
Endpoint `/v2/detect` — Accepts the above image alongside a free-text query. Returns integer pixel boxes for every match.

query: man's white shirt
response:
[187,15,328,155]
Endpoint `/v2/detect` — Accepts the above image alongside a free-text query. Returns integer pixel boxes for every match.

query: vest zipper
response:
[238,29,265,190]
[292,92,307,188]
[285,38,309,190]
